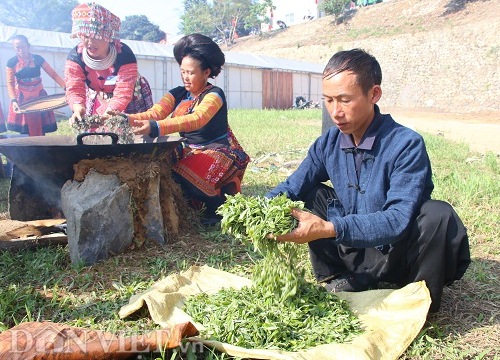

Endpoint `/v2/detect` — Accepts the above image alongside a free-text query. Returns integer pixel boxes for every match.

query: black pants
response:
[305,184,471,312]
[172,172,225,220]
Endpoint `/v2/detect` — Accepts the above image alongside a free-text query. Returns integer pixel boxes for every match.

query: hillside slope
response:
[226,0,500,115]
[228,0,499,65]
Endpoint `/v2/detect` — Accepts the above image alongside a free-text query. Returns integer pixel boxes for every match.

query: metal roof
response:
[224,51,323,74]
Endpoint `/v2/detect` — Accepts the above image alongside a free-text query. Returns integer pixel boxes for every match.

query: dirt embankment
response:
[229,0,500,67]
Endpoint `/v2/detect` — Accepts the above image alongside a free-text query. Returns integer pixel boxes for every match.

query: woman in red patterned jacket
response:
[128,33,250,225]
[6,35,65,136]
[65,2,152,124]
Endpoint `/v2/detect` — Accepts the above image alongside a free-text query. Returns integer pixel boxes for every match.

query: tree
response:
[180,0,214,37]
[319,0,349,19]
[180,0,274,46]
[0,0,77,32]
[183,0,208,12]
[244,0,274,34]
[121,15,166,43]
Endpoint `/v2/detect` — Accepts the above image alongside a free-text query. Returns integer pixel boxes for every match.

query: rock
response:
[61,169,134,265]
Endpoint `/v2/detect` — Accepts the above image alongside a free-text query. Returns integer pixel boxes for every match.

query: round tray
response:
[16,93,67,114]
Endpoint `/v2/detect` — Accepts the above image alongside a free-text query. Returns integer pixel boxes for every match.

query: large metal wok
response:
[0,133,185,220]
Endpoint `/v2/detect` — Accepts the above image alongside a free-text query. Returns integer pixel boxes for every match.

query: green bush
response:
[320,0,347,17]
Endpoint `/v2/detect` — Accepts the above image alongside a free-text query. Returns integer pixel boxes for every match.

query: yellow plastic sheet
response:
[119,265,431,360]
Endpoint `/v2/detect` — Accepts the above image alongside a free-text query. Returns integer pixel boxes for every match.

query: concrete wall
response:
[323,20,500,114]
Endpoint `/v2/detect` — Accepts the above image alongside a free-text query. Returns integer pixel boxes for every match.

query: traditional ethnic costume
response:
[129,84,250,221]
[65,2,153,117]
[6,54,65,136]
[267,105,470,312]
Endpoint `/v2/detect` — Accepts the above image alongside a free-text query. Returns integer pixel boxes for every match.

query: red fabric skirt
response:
[172,129,249,197]
[7,78,57,136]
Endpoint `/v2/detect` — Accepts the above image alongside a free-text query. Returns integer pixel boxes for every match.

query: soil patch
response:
[384,108,500,154]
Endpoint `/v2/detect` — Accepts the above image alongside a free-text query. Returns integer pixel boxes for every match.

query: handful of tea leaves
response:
[184,194,362,351]
[217,193,306,300]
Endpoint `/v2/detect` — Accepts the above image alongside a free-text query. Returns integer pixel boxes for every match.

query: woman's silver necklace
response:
[82,44,117,71]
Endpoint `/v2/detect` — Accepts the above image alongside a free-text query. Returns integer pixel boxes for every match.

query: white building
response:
[1,25,323,118]
[265,0,325,30]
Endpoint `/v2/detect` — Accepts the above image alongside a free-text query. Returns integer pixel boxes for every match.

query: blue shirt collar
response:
[340,104,383,150]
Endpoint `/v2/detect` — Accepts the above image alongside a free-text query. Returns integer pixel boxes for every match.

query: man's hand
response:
[131,119,151,135]
[269,208,336,244]
[69,104,85,125]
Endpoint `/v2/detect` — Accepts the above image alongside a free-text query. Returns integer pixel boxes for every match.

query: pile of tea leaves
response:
[183,194,363,351]
[71,113,134,144]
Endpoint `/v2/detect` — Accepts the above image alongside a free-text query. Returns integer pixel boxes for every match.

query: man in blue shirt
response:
[267,49,470,313]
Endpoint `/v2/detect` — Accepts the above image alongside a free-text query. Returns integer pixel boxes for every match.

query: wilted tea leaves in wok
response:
[71,114,134,144]
[183,194,363,351]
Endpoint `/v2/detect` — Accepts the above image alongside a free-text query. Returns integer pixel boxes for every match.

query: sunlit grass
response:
[0,109,498,359]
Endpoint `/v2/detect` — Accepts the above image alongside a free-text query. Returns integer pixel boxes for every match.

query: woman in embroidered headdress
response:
[6,34,66,136]
[65,2,152,123]
[127,33,250,225]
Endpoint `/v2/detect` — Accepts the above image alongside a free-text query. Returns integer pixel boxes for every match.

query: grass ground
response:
[0,109,499,359]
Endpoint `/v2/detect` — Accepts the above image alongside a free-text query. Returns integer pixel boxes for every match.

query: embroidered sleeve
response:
[6,67,16,100]
[41,61,65,89]
[157,92,223,136]
[64,59,87,109]
[108,62,137,112]
[128,92,176,120]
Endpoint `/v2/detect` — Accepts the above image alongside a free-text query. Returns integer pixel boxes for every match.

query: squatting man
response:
[266,48,470,313]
